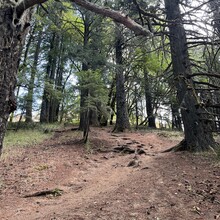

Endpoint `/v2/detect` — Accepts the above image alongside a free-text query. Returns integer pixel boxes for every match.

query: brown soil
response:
[0,127,220,220]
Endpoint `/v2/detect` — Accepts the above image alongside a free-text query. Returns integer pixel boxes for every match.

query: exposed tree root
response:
[23,188,63,198]
[163,140,220,153]
[113,145,147,155]
[112,124,130,133]
[162,139,188,153]
[113,146,135,154]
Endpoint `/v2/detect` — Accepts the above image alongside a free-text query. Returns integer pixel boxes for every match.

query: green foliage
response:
[130,45,172,105]
[135,47,170,75]
[76,69,108,102]
[44,81,63,101]
[76,69,110,123]
[61,85,81,122]
[61,3,84,40]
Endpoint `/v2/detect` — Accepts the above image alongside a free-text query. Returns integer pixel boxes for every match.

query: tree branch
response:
[193,81,220,89]
[16,0,48,18]
[70,0,151,36]
[189,72,220,79]
[16,0,151,36]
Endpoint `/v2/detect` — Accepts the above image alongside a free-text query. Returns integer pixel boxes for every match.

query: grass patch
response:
[1,130,53,160]
[1,122,62,159]
[7,122,62,132]
[4,130,52,149]
[35,164,50,171]
[157,130,183,140]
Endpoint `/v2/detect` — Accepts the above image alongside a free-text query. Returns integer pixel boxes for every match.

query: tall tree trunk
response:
[40,32,58,123]
[164,0,216,151]
[16,24,35,123]
[25,29,43,122]
[113,25,130,132]
[144,69,156,128]
[110,93,116,125]
[48,34,60,123]
[107,78,116,125]
[0,4,32,155]
[171,103,182,130]
[79,80,89,130]
[49,37,64,123]
[53,60,63,122]
[79,13,90,131]
[134,85,139,129]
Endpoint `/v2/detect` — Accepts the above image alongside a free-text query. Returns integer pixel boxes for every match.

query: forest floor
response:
[0,127,220,220]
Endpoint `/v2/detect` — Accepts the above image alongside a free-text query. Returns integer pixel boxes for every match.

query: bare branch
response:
[189,72,220,79]
[70,0,151,36]
[193,81,220,89]
[181,0,214,17]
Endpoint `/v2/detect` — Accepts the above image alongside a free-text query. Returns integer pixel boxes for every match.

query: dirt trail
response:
[0,128,220,220]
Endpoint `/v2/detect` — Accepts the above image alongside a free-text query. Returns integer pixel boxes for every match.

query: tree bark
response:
[113,25,130,132]
[144,69,156,128]
[164,0,216,151]
[0,3,32,155]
